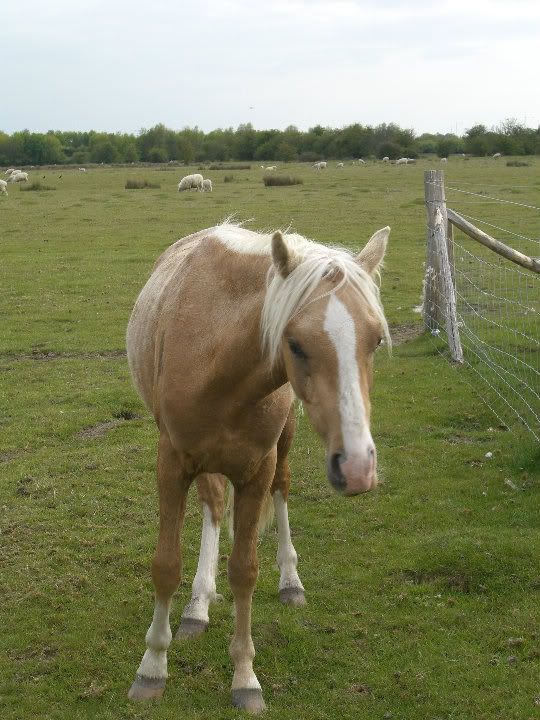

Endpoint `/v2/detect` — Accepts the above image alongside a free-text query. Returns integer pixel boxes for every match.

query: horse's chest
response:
[164,387,292,478]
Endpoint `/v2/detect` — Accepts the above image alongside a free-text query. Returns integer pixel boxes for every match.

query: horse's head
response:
[268,227,390,496]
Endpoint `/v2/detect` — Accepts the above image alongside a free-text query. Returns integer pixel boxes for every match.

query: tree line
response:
[1,120,539,166]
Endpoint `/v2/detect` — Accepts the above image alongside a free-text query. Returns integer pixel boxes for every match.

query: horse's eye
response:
[288,339,308,361]
[376,337,384,348]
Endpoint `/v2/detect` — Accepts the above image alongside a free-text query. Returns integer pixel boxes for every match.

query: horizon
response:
[2,118,537,139]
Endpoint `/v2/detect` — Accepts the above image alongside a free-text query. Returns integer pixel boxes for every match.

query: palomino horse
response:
[126,221,390,712]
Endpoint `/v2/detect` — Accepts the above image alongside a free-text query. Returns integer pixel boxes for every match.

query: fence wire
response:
[424,183,540,442]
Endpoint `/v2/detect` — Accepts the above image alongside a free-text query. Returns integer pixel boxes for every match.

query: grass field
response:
[1,159,539,720]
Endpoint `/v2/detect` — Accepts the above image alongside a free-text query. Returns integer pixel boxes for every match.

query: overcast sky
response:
[2,0,539,136]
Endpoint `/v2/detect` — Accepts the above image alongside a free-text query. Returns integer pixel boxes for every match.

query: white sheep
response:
[4,168,16,176]
[357,158,366,164]
[382,156,389,163]
[396,158,408,165]
[265,166,277,171]
[440,158,447,163]
[0,179,8,195]
[9,171,28,183]
[178,173,204,192]
[493,152,502,159]
[79,167,87,172]
[313,161,327,170]
[336,162,344,168]
[202,179,213,192]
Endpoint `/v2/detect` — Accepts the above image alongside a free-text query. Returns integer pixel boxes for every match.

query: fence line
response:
[425,180,540,211]
[423,169,540,442]
[454,213,540,247]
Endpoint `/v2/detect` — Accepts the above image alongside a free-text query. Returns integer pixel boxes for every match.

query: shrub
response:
[378,142,404,160]
[263,175,303,187]
[298,152,322,163]
[20,182,55,191]
[147,146,168,163]
[506,160,530,167]
[72,150,88,165]
[125,178,161,189]
[224,175,234,183]
[210,163,251,170]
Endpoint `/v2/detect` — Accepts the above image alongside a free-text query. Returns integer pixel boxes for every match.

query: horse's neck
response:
[177,239,288,399]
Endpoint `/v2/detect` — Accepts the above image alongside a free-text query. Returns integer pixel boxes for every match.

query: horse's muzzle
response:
[327,447,377,495]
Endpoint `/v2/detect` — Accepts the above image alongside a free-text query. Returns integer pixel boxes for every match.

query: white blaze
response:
[323,295,371,457]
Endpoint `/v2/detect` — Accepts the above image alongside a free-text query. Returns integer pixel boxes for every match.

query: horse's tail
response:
[227,486,274,539]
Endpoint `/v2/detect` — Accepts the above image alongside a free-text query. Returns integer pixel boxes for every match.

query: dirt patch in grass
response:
[1,451,21,463]
[78,419,125,439]
[390,322,423,345]
[398,569,480,593]
[78,411,142,439]
[0,350,127,362]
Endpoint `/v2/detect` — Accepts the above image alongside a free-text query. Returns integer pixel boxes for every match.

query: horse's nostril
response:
[328,452,346,491]
[330,452,342,471]
[368,446,375,458]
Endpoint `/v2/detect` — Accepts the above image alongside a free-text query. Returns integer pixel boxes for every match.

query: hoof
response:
[128,674,166,701]
[176,617,208,639]
[232,688,266,714]
[279,587,306,607]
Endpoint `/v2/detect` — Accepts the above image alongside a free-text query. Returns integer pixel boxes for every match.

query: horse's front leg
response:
[177,473,226,639]
[129,432,191,701]
[229,451,276,714]
[272,406,305,606]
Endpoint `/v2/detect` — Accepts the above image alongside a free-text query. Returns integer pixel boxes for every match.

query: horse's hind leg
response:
[271,406,306,607]
[129,432,190,701]
[177,473,226,639]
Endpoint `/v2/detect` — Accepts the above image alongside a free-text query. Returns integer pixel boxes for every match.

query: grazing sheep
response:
[493,152,502,159]
[0,179,7,195]
[382,157,389,163]
[313,161,327,170]
[265,166,277,171]
[9,171,28,183]
[4,168,16,176]
[440,158,447,163]
[336,162,344,168]
[202,179,213,192]
[396,158,408,165]
[178,173,204,192]
[79,167,87,172]
[357,158,366,164]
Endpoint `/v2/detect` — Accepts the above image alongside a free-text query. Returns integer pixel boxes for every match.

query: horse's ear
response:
[272,231,300,278]
[357,226,390,276]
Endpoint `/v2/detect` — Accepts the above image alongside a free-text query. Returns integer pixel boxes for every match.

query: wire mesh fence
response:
[424,170,540,442]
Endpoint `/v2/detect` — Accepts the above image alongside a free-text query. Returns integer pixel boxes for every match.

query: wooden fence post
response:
[423,169,445,330]
[434,208,463,363]
[423,169,463,363]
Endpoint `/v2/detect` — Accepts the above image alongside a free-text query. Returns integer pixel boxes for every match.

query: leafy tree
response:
[148,146,167,163]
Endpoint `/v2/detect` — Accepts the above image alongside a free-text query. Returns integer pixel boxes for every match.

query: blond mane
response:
[213,221,390,367]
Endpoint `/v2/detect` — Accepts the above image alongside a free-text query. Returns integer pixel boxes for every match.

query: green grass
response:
[0,160,539,720]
